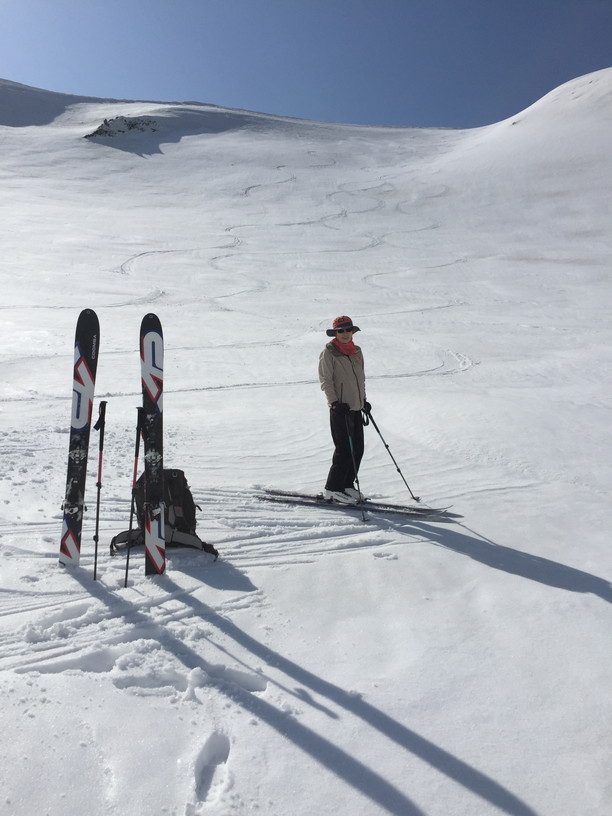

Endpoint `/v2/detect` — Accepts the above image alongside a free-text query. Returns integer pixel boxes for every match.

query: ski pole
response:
[344,414,367,523]
[92,401,107,581]
[124,407,143,588]
[367,410,421,503]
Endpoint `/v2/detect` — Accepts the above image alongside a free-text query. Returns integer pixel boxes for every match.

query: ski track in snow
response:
[0,479,446,713]
[0,486,451,815]
[0,344,474,405]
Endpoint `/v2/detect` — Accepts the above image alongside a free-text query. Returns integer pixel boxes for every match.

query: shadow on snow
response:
[399,519,612,603]
[70,566,538,816]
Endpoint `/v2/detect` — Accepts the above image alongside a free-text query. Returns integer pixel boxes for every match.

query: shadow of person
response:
[401,519,612,602]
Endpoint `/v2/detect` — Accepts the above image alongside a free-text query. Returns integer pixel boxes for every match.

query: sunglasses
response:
[335,328,354,334]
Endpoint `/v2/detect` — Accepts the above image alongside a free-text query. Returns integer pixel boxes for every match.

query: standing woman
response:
[318,315,370,504]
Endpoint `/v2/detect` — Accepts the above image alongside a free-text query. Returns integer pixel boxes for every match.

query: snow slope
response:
[0,69,611,816]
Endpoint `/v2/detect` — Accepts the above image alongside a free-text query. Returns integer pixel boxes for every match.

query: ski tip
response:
[140,312,163,334]
[77,307,99,323]
[76,307,100,326]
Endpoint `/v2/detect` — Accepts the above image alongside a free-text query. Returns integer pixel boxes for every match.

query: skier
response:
[318,315,370,504]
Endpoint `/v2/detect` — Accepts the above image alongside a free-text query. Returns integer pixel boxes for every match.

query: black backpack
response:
[134,468,198,534]
[111,469,218,559]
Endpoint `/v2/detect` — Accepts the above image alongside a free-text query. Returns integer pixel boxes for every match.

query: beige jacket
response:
[318,342,366,411]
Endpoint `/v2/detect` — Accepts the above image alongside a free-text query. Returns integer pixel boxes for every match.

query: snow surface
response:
[0,70,611,816]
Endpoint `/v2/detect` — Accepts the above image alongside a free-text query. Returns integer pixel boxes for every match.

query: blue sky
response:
[1,0,610,127]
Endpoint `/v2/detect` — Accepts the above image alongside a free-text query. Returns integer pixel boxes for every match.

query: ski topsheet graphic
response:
[59,309,100,567]
[140,313,165,575]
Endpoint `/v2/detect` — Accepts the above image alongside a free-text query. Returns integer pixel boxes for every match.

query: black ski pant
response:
[325,409,364,492]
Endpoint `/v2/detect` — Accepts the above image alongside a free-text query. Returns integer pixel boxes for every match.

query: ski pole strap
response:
[94,400,107,435]
[94,401,107,489]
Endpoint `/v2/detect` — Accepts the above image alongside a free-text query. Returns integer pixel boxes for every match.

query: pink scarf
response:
[332,338,358,355]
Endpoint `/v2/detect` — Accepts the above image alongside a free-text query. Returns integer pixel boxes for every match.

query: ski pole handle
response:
[94,401,108,485]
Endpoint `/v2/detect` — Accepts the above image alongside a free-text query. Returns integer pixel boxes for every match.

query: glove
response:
[331,401,350,415]
[363,401,372,415]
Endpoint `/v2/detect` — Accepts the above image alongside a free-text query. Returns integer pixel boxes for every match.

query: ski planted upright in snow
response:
[140,313,165,575]
[59,308,100,567]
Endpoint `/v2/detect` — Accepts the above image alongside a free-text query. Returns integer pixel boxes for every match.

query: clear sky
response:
[1,0,610,128]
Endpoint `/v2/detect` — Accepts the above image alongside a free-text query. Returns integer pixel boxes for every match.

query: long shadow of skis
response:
[71,570,539,816]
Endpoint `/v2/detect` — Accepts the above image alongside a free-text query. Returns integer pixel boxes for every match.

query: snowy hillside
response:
[0,69,611,816]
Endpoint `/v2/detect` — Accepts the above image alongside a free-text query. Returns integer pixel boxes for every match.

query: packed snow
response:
[0,70,611,816]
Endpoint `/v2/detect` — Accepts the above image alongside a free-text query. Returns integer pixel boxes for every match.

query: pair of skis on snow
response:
[59,309,166,576]
[257,489,459,521]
